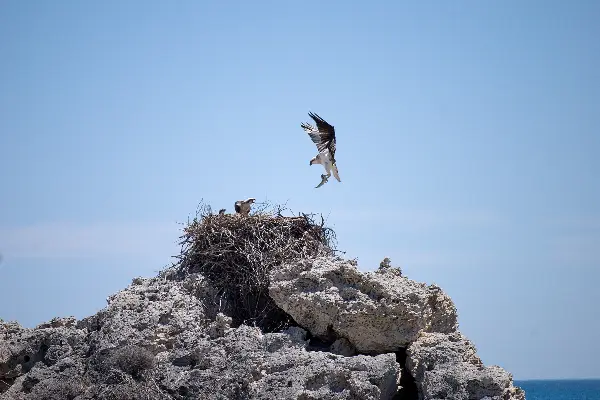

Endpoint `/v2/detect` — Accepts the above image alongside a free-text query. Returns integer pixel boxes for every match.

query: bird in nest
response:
[234,198,255,216]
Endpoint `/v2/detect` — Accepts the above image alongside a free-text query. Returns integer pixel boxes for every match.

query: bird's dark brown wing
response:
[309,112,335,139]
[307,112,337,158]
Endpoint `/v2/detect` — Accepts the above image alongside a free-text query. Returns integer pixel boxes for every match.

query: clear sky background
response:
[1,1,598,380]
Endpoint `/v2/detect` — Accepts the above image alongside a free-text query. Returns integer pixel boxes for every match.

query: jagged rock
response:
[0,319,88,399]
[269,257,458,353]
[0,215,524,400]
[158,325,400,399]
[81,275,210,354]
[406,332,525,400]
[207,313,233,339]
[35,317,77,330]
[0,319,88,378]
[1,274,401,400]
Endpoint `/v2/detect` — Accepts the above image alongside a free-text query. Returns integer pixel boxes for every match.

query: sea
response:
[515,380,600,400]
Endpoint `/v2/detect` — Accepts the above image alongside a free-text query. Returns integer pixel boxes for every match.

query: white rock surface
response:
[406,332,526,400]
[1,274,401,400]
[269,257,458,353]
[0,255,524,400]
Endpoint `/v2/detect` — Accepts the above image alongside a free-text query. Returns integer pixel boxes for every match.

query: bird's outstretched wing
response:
[302,112,337,160]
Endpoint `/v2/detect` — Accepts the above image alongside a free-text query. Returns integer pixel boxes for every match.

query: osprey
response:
[234,198,255,216]
[301,112,341,188]
[218,209,226,215]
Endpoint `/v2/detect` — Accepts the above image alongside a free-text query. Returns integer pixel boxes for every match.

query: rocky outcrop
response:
[0,272,402,399]
[268,257,524,399]
[406,332,526,400]
[269,257,458,353]
[0,252,524,399]
[246,326,400,399]
[0,318,89,399]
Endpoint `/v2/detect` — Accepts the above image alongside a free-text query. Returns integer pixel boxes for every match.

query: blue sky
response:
[1,0,598,380]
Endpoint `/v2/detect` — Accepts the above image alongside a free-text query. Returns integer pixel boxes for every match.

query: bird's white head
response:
[245,198,256,204]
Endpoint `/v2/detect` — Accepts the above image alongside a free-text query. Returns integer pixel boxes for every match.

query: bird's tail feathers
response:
[332,163,341,182]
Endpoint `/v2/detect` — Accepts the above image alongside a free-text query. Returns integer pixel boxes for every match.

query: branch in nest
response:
[170,200,339,330]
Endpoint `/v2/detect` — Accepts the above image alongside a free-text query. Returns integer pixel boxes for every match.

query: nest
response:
[173,201,339,331]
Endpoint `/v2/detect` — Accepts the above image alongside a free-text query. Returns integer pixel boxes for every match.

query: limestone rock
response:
[159,325,400,399]
[0,320,88,399]
[0,253,523,400]
[269,257,458,353]
[406,332,526,400]
[1,273,401,400]
[81,274,210,354]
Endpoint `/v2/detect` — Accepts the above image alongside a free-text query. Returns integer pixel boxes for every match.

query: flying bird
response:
[234,198,255,216]
[301,112,341,188]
